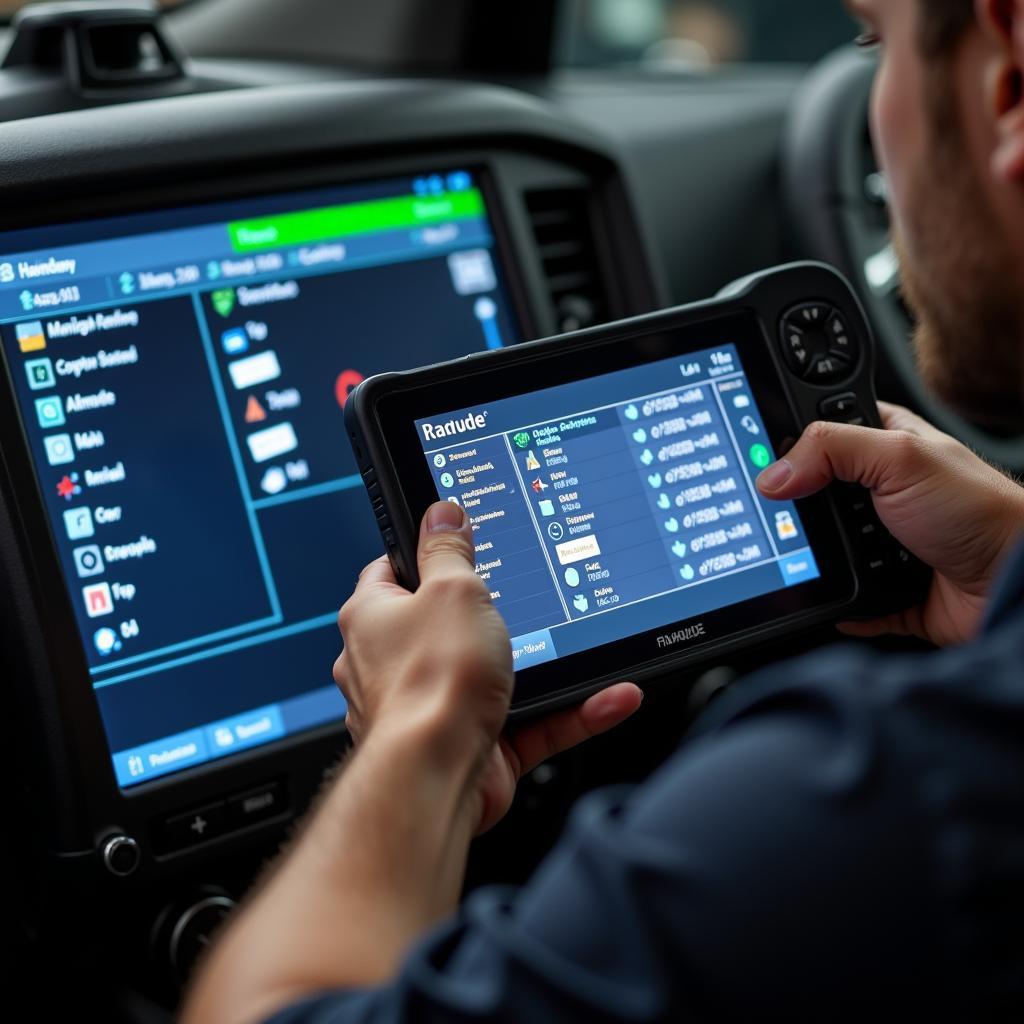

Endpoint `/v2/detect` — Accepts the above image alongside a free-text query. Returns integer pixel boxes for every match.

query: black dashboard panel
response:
[0,77,659,999]
[543,70,804,306]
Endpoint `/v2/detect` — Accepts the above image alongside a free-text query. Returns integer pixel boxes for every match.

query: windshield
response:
[562,0,858,68]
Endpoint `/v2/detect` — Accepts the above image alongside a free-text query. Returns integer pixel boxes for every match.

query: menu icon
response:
[82,581,114,618]
[43,433,75,466]
[72,544,105,578]
[34,395,65,429]
[16,320,45,353]
[244,395,267,423]
[63,506,94,540]
[212,289,236,317]
[221,327,249,355]
[246,422,298,463]
[25,357,55,390]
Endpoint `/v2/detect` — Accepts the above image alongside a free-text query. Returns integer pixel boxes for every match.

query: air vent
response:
[525,188,608,333]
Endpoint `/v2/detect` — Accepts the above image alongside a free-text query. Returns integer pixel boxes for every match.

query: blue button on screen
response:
[205,704,285,758]
[510,630,558,671]
[778,551,821,587]
[113,727,208,786]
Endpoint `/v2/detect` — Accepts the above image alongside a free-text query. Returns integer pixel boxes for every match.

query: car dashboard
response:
[11,2,983,1012]
[4,0,1022,1012]
[0,72,680,1007]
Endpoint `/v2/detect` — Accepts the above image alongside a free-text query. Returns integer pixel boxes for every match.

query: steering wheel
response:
[781,46,1024,475]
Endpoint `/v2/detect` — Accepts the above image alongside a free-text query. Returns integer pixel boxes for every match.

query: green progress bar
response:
[228,189,485,253]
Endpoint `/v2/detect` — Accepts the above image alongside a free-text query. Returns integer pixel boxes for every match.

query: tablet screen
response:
[416,341,819,670]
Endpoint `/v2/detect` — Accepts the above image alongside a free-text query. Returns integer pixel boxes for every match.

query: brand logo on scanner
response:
[420,412,487,442]
[656,623,707,649]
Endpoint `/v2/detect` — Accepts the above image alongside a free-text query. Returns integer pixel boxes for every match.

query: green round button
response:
[749,444,771,469]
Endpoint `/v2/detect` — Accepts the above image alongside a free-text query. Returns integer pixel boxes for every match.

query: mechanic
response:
[182,1,1024,1020]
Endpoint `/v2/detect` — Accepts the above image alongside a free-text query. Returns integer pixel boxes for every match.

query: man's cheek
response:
[871,61,916,233]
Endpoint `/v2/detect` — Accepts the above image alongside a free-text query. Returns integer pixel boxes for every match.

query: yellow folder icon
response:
[16,321,45,353]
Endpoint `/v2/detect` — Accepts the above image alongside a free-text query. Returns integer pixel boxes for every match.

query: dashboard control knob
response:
[101,834,141,877]
[165,893,237,984]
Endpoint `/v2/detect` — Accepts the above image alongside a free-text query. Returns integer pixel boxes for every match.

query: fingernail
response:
[757,458,793,492]
[426,501,465,533]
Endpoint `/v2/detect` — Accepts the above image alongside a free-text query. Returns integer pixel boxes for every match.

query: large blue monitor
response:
[0,170,519,787]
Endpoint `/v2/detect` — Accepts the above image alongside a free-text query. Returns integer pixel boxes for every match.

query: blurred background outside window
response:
[0,0,857,70]
[563,0,857,68]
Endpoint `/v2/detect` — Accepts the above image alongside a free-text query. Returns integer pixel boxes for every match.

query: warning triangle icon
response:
[245,395,267,423]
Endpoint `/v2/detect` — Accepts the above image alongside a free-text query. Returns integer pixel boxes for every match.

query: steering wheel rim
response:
[781,46,1024,475]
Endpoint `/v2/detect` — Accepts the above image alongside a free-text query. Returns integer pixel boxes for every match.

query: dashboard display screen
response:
[0,170,519,788]
[416,342,819,671]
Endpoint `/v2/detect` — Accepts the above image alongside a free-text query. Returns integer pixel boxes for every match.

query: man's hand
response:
[181,502,640,1024]
[757,403,1024,648]
[335,500,642,832]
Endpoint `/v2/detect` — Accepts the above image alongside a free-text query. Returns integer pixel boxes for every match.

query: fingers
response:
[837,617,911,639]
[507,683,643,778]
[755,421,878,499]
[416,501,478,587]
[877,401,917,432]
[755,420,925,501]
[837,604,926,641]
[358,553,398,588]
[337,554,402,635]
[877,401,946,442]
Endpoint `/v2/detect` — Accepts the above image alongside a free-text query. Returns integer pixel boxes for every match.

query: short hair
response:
[919,0,976,57]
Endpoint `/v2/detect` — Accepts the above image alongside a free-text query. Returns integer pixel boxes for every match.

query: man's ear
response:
[978,0,1024,179]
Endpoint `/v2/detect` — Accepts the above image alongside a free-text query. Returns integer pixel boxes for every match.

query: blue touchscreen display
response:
[417,343,820,670]
[0,169,519,788]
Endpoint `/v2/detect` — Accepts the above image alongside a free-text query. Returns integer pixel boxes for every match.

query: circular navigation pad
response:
[779,302,859,385]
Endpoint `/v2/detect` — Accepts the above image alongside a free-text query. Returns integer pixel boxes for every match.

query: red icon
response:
[82,581,114,618]
[531,478,549,493]
[245,395,267,423]
[56,473,82,501]
[335,369,365,409]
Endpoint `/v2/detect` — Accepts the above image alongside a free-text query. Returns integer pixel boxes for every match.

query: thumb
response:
[417,500,477,585]
[755,421,921,501]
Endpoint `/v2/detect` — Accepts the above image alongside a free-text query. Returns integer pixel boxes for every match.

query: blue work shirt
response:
[267,544,1024,1022]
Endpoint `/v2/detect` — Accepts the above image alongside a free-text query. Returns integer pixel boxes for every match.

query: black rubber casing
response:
[345,262,933,719]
